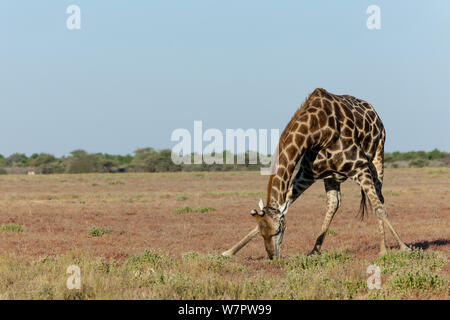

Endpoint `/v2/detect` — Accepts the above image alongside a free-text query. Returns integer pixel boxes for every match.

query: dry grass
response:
[0,248,447,299]
[0,168,448,299]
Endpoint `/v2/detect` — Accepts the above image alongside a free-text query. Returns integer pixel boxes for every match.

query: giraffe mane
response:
[266,174,274,206]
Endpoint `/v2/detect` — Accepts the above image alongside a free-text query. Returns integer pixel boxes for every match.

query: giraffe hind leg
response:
[371,137,404,254]
[351,162,408,253]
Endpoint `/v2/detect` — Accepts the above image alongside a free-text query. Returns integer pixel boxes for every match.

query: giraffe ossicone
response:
[223,88,409,259]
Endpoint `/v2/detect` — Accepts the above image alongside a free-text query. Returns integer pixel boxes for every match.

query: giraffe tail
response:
[358,189,371,220]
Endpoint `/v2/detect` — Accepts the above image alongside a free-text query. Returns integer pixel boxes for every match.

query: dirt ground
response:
[0,168,449,276]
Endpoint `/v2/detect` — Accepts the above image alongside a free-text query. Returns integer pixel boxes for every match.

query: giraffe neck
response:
[268,132,310,207]
[265,88,338,208]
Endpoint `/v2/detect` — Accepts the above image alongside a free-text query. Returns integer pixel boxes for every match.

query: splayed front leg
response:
[221,225,260,257]
[307,179,341,256]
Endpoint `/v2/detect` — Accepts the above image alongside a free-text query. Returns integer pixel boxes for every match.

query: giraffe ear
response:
[279,200,290,215]
[259,198,264,210]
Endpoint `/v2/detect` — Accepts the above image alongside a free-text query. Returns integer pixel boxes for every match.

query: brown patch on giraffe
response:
[280,151,290,166]
[327,116,336,129]
[358,149,367,160]
[306,135,315,147]
[366,110,375,122]
[294,133,305,146]
[342,127,353,138]
[340,162,354,172]
[281,180,287,193]
[312,160,328,173]
[284,133,295,145]
[299,114,309,124]
[317,110,327,127]
[341,138,354,149]
[287,163,295,173]
[311,98,322,109]
[354,113,364,130]
[344,145,358,161]
[312,131,322,143]
[321,128,334,145]
[320,90,334,101]
[309,114,319,132]
[345,118,355,128]
[362,136,371,152]
[372,124,380,137]
[333,103,344,121]
[285,144,298,160]
[354,107,364,118]
[272,176,281,190]
[322,99,332,113]
[354,159,366,168]
[327,140,341,152]
[282,171,288,183]
[299,124,308,135]
[343,106,354,119]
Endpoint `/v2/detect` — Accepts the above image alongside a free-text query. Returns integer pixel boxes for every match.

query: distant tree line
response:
[0,148,448,174]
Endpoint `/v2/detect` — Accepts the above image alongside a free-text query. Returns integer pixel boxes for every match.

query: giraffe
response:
[222,88,409,259]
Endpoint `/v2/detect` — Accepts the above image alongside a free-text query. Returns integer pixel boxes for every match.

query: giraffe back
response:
[299,88,385,180]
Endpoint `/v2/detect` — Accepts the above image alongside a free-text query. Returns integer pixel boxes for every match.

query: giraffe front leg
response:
[308,179,341,256]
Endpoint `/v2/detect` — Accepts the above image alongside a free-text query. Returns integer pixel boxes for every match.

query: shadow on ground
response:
[409,239,450,250]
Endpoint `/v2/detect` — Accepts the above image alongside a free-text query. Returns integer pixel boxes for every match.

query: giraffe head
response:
[250,199,290,259]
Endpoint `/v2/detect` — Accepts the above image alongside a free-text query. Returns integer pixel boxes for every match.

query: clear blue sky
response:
[1,1,449,157]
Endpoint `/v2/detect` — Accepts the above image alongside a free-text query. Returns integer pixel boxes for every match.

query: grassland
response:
[0,168,448,299]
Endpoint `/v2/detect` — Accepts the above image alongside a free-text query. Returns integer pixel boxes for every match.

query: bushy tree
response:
[427,148,444,160]
[130,148,181,172]
[4,153,28,167]
[29,153,57,167]
[65,149,98,173]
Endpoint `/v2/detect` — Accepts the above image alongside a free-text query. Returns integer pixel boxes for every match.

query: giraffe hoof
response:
[400,244,411,252]
[221,250,233,257]
[307,250,321,257]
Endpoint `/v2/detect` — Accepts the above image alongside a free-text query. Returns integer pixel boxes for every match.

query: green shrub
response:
[0,223,24,232]
[108,181,124,185]
[176,195,188,201]
[173,206,216,214]
[373,249,446,274]
[174,207,194,214]
[272,250,352,272]
[125,250,176,271]
[195,206,216,213]
[88,226,112,237]
[388,269,448,291]
[409,159,429,168]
